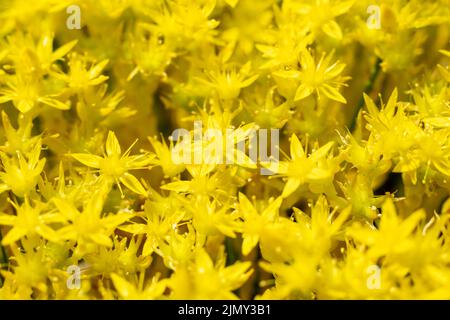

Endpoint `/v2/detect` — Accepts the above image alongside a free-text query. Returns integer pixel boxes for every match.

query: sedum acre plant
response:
[0,0,449,300]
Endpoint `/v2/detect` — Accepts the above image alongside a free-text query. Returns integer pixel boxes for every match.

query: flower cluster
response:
[0,0,449,299]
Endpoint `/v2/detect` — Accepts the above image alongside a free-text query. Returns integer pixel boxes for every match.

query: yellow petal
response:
[89,59,109,79]
[0,214,16,226]
[240,74,259,88]
[310,141,334,161]
[16,100,34,113]
[160,181,191,192]
[71,153,102,168]
[111,273,134,299]
[119,223,147,234]
[282,178,301,198]
[106,131,121,156]
[90,233,113,247]
[52,198,79,220]
[437,65,450,82]
[142,239,153,256]
[294,83,313,101]
[38,97,70,110]
[119,172,147,195]
[364,93,378,115]
[2,227,27,245]
[262,196,282,220]
[52,40,78,61]
[225,0,239,7]
[242,234,259,256]
[320,84,346,104]
[36,225,60,243]
[385,88,398,115]
[322,20,343,39]
[290,134,305,159]
[238,192,257,217]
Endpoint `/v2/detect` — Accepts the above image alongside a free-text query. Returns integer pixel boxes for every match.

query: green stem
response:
[154,92,173,137]
[225,237,237,266]
[0,231,7,286]
[349,57,382,132]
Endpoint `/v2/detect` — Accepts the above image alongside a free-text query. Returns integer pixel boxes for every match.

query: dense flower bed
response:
[0,0,449,299]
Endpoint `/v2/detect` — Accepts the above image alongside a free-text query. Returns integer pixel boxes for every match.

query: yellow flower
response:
[197,62,259,100]
[150,0,220,49]
[0,74,69,113]
[0,140,46,197]
[266,134,338,198]
[161,165,241,202]
[0,111,40,156]
[76,87,136,128]
[148,136,185,178]
[293,196,351,255]
[85,237,151,275]
[52,53,109,92]
[256,10,313,70]
[0,199,60,245]
[273,50,350,103]
[156,229,198,270]
[120,194,186,256]
[317,247,391,299]
[5,32,77,76]
[190,197,241,238]
[288,0,355,40]
[237,192,282,256]
[2,240,50,295]
[111,273,167,300]
[53,190,133,256]
[347,198,426,259]
[244,88,292,128]
[168,249,252,299]
[0,0,449,301]
[71,131,152,196]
